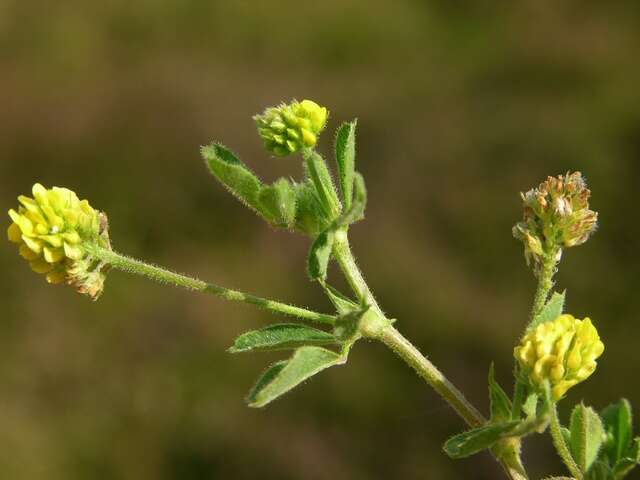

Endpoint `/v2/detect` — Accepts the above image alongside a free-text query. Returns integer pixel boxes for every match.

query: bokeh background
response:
[1,1,639,479]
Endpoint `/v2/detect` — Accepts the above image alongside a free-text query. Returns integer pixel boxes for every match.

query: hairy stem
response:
[530,249,559,322]
[332,232,528,479]
[90,246,335,325]
[550,404,581,479]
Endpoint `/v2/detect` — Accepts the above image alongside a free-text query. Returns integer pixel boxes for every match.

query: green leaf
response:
[585,461,613,480]
[229,324,338,353]
[613,437,640,478]
[247,346,343,408]
[601,399,633,465]
[335,120,357,209]
[334,172,367,227]
[529,290,565,331]
[321,283,359,315]
[294,181,325,236]
[257,178,297,228]
[488,364,512,422]
[202,143,263,212]
[307,229,335,281]
[443,421,520,459]
[304,151,342,220]
[569,403,605,473]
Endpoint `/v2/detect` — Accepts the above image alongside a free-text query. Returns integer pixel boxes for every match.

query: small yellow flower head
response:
[254,99,328,156]
[514,314,604,401]
[7,183,111,299]
[513,171,598,272]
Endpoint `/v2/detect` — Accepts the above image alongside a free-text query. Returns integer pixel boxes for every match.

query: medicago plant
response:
[7,99,639,480]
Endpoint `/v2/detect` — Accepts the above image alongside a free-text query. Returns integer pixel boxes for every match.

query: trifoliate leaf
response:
[612,437,640,478]
[229,324,338,353]
[247,346,343,408]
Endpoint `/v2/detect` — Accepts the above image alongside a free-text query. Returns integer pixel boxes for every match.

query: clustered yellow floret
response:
[254,99,328,156]
[514,314,604,400]
[7,183,109,298]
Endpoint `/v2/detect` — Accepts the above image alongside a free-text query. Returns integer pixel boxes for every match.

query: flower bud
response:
[7,183,111,299]
[513,171,598,271]
[254,99,328,156]
[514,314,604,401]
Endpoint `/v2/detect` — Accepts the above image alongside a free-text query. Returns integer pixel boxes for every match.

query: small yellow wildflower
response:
[514,314,604,400]
[7,183,110,299]
[254,99,328,156]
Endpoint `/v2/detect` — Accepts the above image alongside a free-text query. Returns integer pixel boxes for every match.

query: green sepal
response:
[321,282,360,315]
[488,363,512,423]
[601,399,633,466]
[257,178,297,228]
[528,290,566,332]
[229,324,338,353]
[247,346,344,408]
[307,229,335,281]
[569,403,606,474]
[304,151,342,221]
[443,421,521,459]
[202,143,263,213]
[334,120,357,209]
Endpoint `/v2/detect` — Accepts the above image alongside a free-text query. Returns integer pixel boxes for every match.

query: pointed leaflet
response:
[202,143,263,213]
[257,178,297,228]
[569,403,605,474]
[304,151,342,221]
[443,421,521,459]
[294,180,325,236]
[488,364,512,422]
[247,346,343,408]
[229,324,338,353]
[528,290,566,332]
[335,120,356,209]
[601,399,633,465]
[334,172,367,227]
[307,229,335,281]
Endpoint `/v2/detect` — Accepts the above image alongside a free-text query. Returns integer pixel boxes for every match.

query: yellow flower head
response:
[254,99,328,156]
[7,183,110,299]
[514,314,604,401]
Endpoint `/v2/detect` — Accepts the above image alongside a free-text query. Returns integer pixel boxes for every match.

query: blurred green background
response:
[1,1,639,479]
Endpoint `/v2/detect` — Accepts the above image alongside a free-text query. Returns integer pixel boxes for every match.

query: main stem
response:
[332,233,528,480]
[90,247,335,325]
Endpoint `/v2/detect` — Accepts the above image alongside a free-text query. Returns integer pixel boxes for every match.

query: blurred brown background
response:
[1,1,639,479]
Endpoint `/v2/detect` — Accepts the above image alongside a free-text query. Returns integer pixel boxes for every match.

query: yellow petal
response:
[19,244,40,261]
[8,209,34,236]
[32,183,48,203]
[30,259,53,274]
[7,222,22,243]
[63,242,83,260]
[62,231,81,244]
[46,270,67,284]
[39,234,63,248]
[43,246,64,264]
[22,235,43,254]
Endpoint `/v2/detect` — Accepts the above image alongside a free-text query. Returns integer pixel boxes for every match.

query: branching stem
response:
[90,246,336,325]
